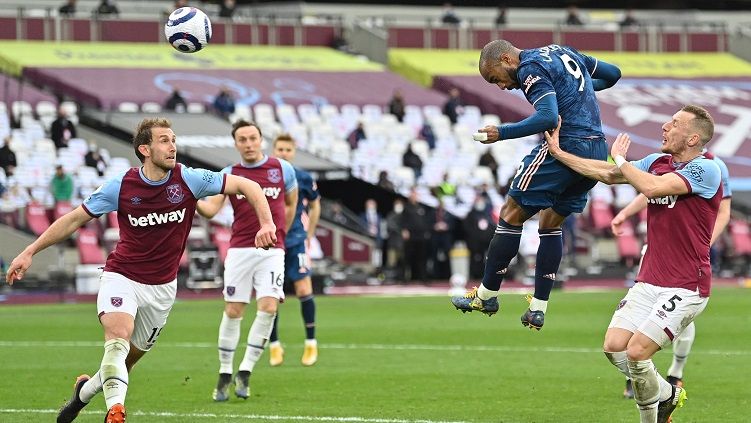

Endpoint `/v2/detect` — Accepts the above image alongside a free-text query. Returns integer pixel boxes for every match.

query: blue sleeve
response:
[181,166,227,199]
[82,171,125,217]
[279,159,298,193]
[307,173,320,201]
[498,93,558,140]
[676,159,721,199]
[713,157,732,198]
[585,56,621,91]
[629,153,665,173]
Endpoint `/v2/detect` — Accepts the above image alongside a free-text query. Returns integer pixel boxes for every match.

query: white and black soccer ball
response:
[164,7,212,53]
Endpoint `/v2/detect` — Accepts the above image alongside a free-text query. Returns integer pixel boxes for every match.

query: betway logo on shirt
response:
[128,208,186,227]
[236,187,282,200]
[647,195,678,208]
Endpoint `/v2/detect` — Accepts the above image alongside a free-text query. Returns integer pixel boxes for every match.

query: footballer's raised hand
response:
[544,117,563,157]
[255,223,277,249]
[611,132,631,160]
[475,125,500,144]
[611,212,627,237]
[6,251,32,285]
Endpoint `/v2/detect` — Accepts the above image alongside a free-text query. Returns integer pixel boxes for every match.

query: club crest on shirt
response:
[226,286,235,296]
[111,297,123,307]
[616,299,627,310]
[166,184,184,204]
[267,168,282,184]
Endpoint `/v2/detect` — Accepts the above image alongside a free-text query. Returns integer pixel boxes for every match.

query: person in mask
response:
[463,196,496,279]
[385,199,406,281]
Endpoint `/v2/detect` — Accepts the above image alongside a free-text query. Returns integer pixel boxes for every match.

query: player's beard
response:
[155,156,177,172]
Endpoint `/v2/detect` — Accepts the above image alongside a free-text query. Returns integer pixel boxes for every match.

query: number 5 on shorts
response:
[662,295,683,312]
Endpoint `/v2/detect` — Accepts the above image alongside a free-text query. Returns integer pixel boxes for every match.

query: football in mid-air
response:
[165,7,212,53]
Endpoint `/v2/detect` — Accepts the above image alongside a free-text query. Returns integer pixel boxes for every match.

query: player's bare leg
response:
[520,208,566,330]
[451,197,529,315]
[294,277,318,366]
[214,302,245,401]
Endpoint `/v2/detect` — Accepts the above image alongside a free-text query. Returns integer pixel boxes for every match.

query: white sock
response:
[239,311,275,373]
[79,371,103,403]
[668,321,695,379]
[477,284,499,300]
[269,340,282,348]
[305,339,317,347]
[218,312,243,375]
[604,351,631,378]
[100,338,130,409]
[628,359,660,423]
[529,297,547,313]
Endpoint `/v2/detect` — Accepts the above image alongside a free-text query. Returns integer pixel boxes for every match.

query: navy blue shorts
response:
[507,137,608,216]
[284,242,311,283]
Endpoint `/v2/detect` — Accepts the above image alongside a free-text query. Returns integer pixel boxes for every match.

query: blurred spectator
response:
[565,5,584,26]
[402,143,423,180]
[619,9,639,28]
[419,122,436,150]
[433,173,456,199]
[347,122,367,149]
[478,148,499,184]
[50,106,77,149]
[212,88,235,120]
[0,181,29,229]
[330,201,349,226]
[440,2,461,25]
[402,189,430,282]
[359,199,384,269]
[85,143,108,176]
[385,199,406,281]
[164,88,187,113]
[95,0,119,16]
[443,87,463,125]
[430,199,455,280]
[463,196,495,279]
[50,165,74,203]
[377,170,395,191]
[219,0,236,18]
[495,6,508,26]
[388,89,406,123]
[0,137,17,175]
[59,0,76,16]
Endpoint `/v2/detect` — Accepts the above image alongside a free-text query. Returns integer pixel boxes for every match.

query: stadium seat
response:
[35,100,57,118]
[54,201,74,220]
[729,219,751,255]
[25,201,51,236]
[141,102,162,113]
[11,101,33,121]
[615,220,641,264]
[211,225,232,262]
[187,102,206,113]
[118,102,139,113]
[590,199,615,231]
[77,227,106,264]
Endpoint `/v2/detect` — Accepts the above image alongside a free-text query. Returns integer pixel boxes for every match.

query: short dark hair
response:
[231,119,262,139]
[681,105,714,145]
[133,118,171,163]
[479,39,515,68]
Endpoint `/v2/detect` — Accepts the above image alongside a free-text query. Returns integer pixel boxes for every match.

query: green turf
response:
[0,287,748,422]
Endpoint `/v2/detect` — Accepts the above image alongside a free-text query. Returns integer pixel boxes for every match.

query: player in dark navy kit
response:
[451,40,621,330]
[195,120,298,402]
[546,105,721,423]
[5,118,276,423]
[269,134,322,366]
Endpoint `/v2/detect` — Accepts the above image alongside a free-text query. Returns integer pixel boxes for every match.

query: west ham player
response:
[611,152,732,399]
[195,121,298,402]
[5,118,276,423]
[452,40,621,329]
[545,105,721,423]
[269,134,322,366]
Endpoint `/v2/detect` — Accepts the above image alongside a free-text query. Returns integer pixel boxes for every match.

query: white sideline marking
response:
[0,340,748,356]
[0,408,468,423]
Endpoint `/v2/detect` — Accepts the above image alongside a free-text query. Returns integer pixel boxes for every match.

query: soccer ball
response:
[164,7,212,53]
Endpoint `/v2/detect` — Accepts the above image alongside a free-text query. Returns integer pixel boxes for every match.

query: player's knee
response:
[500,199,527,225]
[224,302,246,319]
[295,279,313,297]
[104,327,131,341]
[625,344,651,362]
[257,298,278,314]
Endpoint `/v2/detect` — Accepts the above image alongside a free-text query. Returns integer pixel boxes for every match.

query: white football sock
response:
[477,284,498,300]
[668,321,695,379]
[218,312,243,375]
[628,359,660,423]
[529,297,547,313]
[100,338,130,409]
[305,339,317,347]
[604,351,631,378]
[79,371,103,403]
[238,311,275,372]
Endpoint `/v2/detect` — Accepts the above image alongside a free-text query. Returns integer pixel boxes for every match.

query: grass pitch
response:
[0,287,748,422]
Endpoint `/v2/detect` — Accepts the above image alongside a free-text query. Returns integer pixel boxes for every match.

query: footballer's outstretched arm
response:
[196,194,227,219]
[224,174,277,247]
[6,206,93,284]
[478,94,558,143]
[611,194,648,236]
